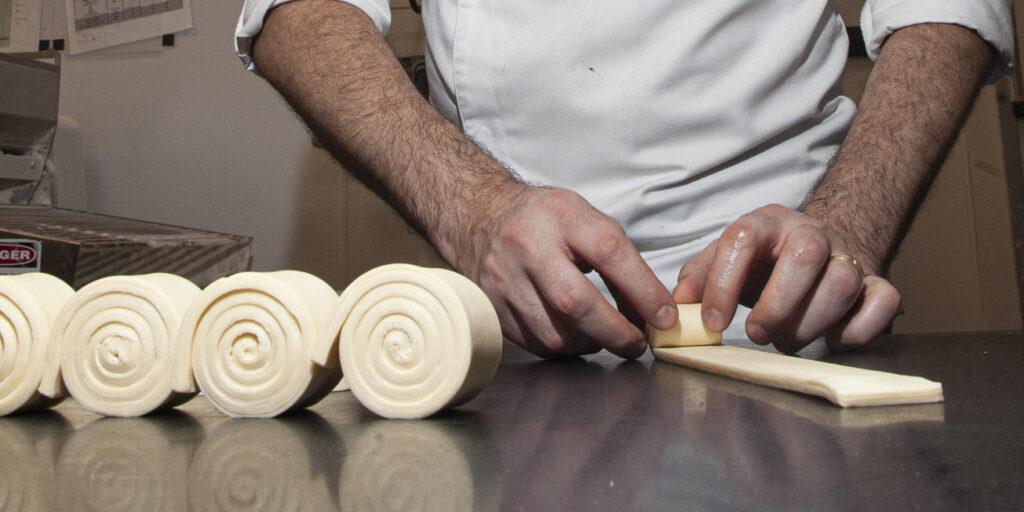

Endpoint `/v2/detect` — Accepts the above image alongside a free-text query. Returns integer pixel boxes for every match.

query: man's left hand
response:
[674,204,901,353]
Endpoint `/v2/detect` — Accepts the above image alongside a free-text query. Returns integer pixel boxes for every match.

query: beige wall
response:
[59,1,430,291]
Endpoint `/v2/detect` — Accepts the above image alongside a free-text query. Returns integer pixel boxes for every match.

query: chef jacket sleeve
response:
[235,0,392,72]
[862,0,1014,82]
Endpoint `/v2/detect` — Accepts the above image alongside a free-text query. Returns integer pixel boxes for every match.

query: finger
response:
[745,226,831,347]
[783,254,865,346]
[569,218,677,332]
[700,215,772,332]
[824,276,901,350]
[528,255,648,359]
[479,257,597,357]
[505,300,601,358]
[673,241,717,304]
[603,276,644,330]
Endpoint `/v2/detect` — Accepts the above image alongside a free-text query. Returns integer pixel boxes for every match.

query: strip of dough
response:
[648,304,943,407]
[0,273,74,415]
[182,270,341,417]
[50,273,200,417]
[652,346,943,407]
[312,264,503,419]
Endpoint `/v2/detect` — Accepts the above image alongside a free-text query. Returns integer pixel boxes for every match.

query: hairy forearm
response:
[804,23,994,274]
[252,0,521,266]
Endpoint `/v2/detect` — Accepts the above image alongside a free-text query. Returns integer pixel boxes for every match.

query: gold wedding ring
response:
[829,253,865,282]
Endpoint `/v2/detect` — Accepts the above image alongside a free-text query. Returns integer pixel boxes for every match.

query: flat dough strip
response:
[652,345,943,407]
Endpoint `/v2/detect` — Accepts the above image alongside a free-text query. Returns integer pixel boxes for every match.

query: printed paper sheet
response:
[64,0,191,54]
[0,0,42,53]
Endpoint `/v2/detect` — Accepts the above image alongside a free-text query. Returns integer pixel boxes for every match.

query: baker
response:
[234,0,1012,358]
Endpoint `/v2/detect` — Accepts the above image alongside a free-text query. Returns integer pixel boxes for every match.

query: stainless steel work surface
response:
[6,332,1023,511]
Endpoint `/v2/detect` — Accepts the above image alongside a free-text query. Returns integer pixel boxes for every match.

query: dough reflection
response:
[649,362,950,509]
[0,412,72,511]
[189,413,341,511]
[339,419,500,512]
[56,414,202,512]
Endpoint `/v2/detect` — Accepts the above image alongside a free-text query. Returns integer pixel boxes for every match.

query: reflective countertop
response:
[5,332,1023,511]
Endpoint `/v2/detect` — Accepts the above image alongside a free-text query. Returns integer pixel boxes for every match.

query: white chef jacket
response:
[236,0,1013,337]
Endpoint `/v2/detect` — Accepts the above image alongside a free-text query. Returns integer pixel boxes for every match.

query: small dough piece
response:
[646,303,722,348]
[312,264,503,419]
[0,273,74,415]
[51,273,201,417]
[653,345,944,407]
[183,270,341,417]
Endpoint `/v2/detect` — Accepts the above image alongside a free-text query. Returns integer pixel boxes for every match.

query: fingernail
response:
[653,305,678,330]
[747,322,769,345]
[703,307,725,332]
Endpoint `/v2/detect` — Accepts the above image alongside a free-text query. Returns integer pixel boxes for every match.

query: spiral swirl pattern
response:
[53,274,200,417]
[314,264,502,419]
[0,273,73,415]
[184,271,340,417]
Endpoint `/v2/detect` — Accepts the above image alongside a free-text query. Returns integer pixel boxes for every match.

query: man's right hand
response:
[253,0,675,359]
[450,184,678,358]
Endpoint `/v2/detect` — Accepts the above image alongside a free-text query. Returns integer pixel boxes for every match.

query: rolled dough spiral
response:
[50,273,201,417]
[183,271,341,417]
[312,264,503,419]
[0,273,73,415]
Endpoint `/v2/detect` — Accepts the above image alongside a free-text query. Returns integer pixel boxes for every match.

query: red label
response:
[0,244,37,266]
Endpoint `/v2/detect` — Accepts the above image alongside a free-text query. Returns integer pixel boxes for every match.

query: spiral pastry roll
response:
[183,271,341,417]
[312,264,503,419]
[0,273,73,415]
[47,273,200,417]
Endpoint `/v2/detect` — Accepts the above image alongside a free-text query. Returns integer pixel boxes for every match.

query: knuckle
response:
[720,222,757,250]
[756,203,788,217]
[496,216,531,247]
[590,230,631,265]
[538,188,583,212]
[876,281,902,310]
[751,297,789,326]
[549,283,593,320]
[831,263,863,294]
[533,326,572,354]
[790,238,831,268]
[479,253,502,278]
[790,235,829,267]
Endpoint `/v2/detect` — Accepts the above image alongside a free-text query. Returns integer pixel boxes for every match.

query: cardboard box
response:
[0,205,252,288]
